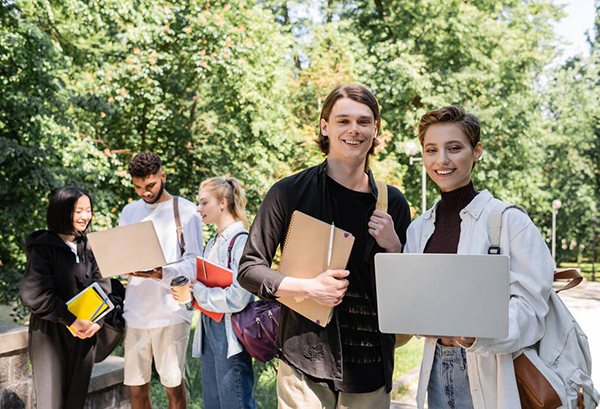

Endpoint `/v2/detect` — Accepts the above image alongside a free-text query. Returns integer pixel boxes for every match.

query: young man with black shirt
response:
[238,84,411,408]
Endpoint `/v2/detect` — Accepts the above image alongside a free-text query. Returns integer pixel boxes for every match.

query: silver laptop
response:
[374,253,510,338]
[88,220,167,278]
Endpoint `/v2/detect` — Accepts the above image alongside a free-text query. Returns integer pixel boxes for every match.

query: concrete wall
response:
[0,322,130,409]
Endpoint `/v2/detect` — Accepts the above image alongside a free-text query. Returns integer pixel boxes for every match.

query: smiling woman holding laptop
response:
[403,106,554,409]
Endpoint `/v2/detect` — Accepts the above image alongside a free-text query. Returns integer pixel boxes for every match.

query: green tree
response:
[541,45,600,262]
[0,1,115,309]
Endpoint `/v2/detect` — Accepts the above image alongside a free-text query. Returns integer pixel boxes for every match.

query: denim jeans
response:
[427,343,474,409]
[201,314,256,409]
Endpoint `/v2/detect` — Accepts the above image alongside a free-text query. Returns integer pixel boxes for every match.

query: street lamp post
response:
[551,199,562,265]
[404,140,426,214]
[592,217,597,282]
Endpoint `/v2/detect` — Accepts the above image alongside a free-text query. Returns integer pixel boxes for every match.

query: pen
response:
[201,258,208,281]
[90,298,108,322]
[327,222,335,267]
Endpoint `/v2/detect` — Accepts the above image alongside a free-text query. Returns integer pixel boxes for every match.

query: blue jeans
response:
[201,314,256,409]
[427,343,474,409]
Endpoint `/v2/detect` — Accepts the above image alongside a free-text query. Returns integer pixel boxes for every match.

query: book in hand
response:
[66,282,114,336]
[193,257,233,322]
[278,210,355,327]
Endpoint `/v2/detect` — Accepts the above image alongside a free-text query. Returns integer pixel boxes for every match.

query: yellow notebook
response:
[66,282,114,335]
[278,211,355,327]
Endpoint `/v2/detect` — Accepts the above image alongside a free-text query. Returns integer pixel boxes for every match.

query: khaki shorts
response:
[276,360,391,409]
[124,322,190,388]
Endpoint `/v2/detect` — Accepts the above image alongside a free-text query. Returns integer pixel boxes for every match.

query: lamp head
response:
[552,200,562,210]
[404,140,420,157]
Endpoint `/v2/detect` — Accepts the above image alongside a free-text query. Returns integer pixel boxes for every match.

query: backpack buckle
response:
[488,246,501,255]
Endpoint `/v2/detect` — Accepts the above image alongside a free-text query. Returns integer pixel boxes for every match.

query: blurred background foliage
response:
[2,0,600,310]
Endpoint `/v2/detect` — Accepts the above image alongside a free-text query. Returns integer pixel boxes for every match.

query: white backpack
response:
[487,202,600,408]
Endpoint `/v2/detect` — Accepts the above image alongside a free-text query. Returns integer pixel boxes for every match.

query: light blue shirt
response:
[191,221,255,358]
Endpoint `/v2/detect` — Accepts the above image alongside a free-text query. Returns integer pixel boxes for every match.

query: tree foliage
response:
[1,0,599,312]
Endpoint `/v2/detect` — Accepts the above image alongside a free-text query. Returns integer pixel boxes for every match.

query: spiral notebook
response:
[193,257,233,322]
[278,211,355,327]
[66,282,114,336]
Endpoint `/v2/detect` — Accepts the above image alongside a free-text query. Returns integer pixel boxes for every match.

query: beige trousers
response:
[276,360,391,409]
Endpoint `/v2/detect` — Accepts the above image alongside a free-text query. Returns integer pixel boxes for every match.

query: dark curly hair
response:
[128,152,162,178]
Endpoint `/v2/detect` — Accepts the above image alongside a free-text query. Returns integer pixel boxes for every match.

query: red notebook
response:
[193,257,233,322]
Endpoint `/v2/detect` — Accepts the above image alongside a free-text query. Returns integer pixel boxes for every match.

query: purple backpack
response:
[227,232,281,363]
[231,299,280,363]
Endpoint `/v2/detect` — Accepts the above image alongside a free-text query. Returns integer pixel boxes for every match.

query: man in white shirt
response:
[120,152,203,409]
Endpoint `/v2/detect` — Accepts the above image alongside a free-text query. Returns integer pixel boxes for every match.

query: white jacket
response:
[404,190,554,409]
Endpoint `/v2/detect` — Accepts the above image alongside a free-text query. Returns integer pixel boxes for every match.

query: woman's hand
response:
[170,282,194,302]
[433,336,477,348]
[72,319,101,339]
[368,210,402,252]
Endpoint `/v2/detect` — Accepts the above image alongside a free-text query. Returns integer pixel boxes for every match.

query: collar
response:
[218,221,245,242]
[319,159,378,200]
[424,189,493,221]
[461,189,493,220]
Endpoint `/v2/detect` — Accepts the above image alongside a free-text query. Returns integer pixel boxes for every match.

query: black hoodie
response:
[20,230,109,327]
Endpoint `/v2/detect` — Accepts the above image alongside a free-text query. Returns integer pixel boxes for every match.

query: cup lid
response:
[170,276,189,287]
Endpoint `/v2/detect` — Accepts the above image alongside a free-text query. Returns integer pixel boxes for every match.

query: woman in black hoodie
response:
[20,187,110,409]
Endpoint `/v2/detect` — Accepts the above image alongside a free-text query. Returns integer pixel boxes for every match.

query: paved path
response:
[391,279,600,408]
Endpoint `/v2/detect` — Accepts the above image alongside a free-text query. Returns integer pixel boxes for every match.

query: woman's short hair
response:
[317,84,381,168]
[128,152,162,178]
[418,105,480,148]
[200,177,249,229]
[47,187,93,235]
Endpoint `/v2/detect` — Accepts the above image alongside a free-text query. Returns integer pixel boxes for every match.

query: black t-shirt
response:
[306,176,385,393]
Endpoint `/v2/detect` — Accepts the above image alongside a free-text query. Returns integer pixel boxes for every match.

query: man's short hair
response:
[128,152,162,178]
[47,187,92,235]
[418,105,480,148]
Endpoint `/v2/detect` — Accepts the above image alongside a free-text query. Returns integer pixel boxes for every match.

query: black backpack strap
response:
[227,231,249,269]
[173,196,185,256]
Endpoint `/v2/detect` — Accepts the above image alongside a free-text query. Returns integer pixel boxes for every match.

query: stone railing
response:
[0,322,130,409]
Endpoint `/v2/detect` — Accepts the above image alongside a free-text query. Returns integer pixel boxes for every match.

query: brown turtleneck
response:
[424,181,478,254]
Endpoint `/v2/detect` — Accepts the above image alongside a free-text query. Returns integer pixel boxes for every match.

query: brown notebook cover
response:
[278,210,355,327]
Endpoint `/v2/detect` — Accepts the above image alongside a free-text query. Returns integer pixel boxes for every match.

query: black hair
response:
[47,187,93,235]
[128,152,162,178]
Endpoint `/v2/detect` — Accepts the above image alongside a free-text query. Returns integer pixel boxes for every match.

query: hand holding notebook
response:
[278,211,355,327]
[66,282,114,337]
[192,257,234,322]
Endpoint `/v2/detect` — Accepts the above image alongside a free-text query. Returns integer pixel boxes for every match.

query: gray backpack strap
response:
[487,202,527,255]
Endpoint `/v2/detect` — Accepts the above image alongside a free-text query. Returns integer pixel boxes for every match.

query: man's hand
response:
[305,269,350,307]
[368,210,402,252]
[128,267,163,279]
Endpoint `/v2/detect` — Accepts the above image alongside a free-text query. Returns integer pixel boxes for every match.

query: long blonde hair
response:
[199,177,249,229]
